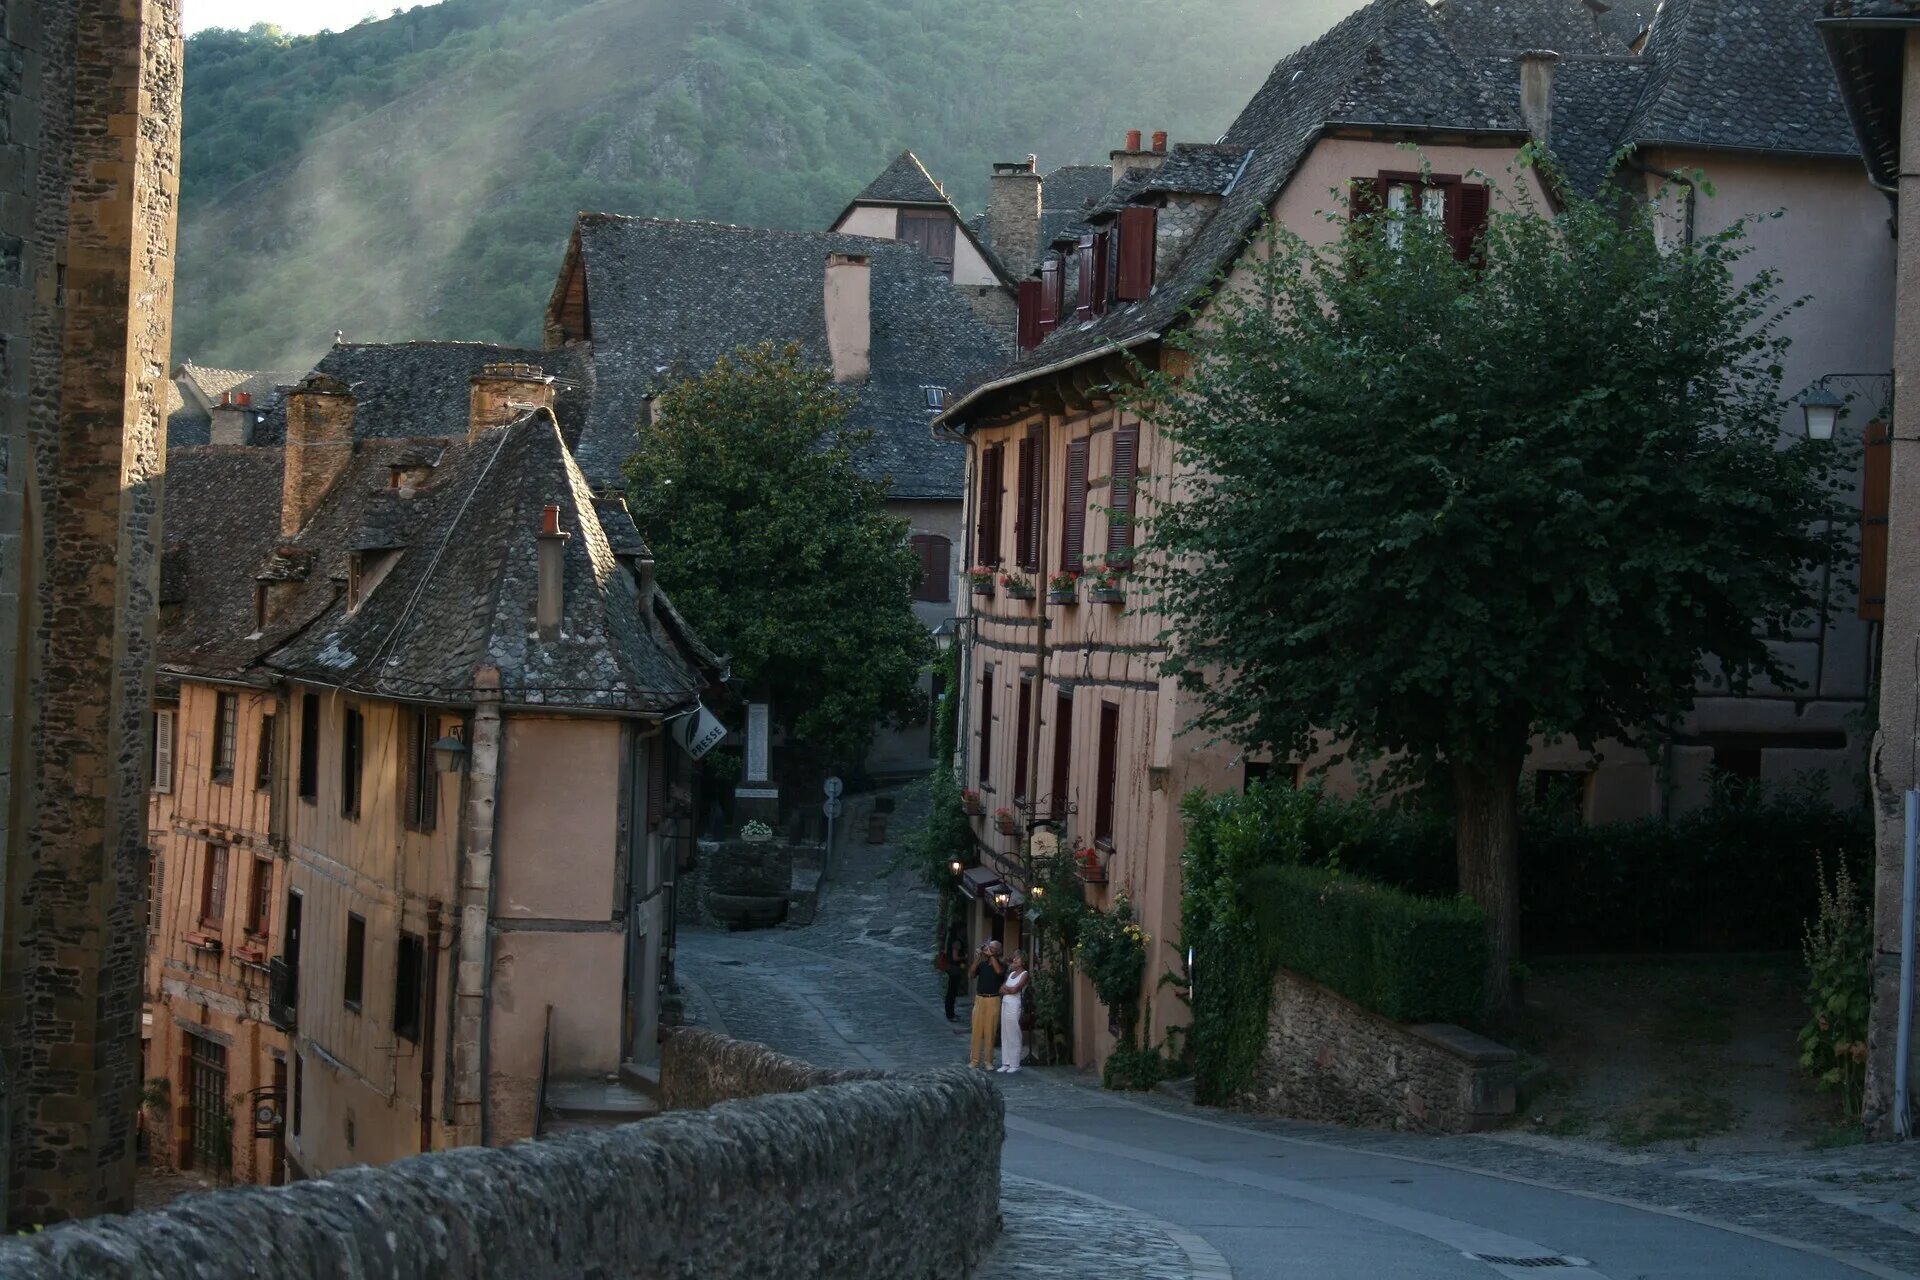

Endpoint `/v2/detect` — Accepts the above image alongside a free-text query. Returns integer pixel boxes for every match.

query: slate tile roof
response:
[943,0,1860,418]
[167,363,307,449]
[1826,0,1920,13]
[563,215,1009,499]
[156,446,286,679]
[1821,0,1920,186]
[850,150,950,206]
[1139,145,1254,197]
[253,341,592,448]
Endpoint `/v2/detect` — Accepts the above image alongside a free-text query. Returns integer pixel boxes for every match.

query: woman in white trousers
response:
[998,951,1030,1072]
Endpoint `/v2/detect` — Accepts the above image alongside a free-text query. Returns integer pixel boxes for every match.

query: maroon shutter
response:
[977,668,994,786]
[1450,183,1490,262]
[1048,690,1072,818]
[1107,426,1139,564]
[1060,437,1089,572]
[1863,420,1891,620]
[925,535,950,604]
[1040,257,1063,332]
[1349,176,1382,223]
[1091,229,1112,315]
[1017,280,1043,350]
[1115,207,1157,300]
[977,444,1006,567]
[1013,676,1033,803]
[1013,433,1037,570]
[987,444,1006,566]
[1094,702,1119,845]
[1076,234,1096,319]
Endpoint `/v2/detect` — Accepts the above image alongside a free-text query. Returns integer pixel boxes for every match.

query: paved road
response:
[679,791,1920,1280]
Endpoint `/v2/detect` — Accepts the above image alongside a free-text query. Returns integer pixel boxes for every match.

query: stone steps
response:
[540,1071,662,1133]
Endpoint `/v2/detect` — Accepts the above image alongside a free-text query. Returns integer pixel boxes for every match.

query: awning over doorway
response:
[959,866,1003,900]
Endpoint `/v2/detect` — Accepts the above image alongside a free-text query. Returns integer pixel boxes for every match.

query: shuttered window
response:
[898,209,956,273]
[1447,183,1491,262]
[1013,428,1042,571]
[403,708,438,833]
[909,534,952,603]
[1061,438,1090,573]
[1107,426,1140,565]
[152,708,175,794]
[341,706,363,820]
[212,692,238,783]
[246,858,272,937]
[393,932,425,1043]
[1013,675,1034,803]
[200,842,229,928]
[343,913,366,1011]
[976,443,1006,567]
[1354,174,1488,263]
[1094,702,1120,848]
[1049,690,1073,818]
[298,692,320,802]
[1116,206,1157,300]
[1091,229,1111,315]
[1862,420,1891,620]
[977,667,995,788]
[1017,280,1044,351]
[1076,233,1097,319]
[255,714,275,791]
[1039,257,1064,333]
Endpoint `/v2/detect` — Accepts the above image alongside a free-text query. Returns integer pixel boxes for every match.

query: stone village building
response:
[935,0,1893,1069]
[142,345,722,1183]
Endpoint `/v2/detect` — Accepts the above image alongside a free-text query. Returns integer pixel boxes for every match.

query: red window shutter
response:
[977,444,1006,567]
[1349,176,1383,223]
[1040,257,1063,332]
[1091,229,1112,315]
[1048,690,1073,817]
[1013,433,1037,570]
[1060,437,1090,572]
[1094,702,1119,845]
[1013,676,1033,802]
[1017,280,1043,351]
[1076,234,1096,319]
[1450,183,1490,262]
[1107,426,1139,564]
[1862,420,1891,620]
[1115,207,1157,301]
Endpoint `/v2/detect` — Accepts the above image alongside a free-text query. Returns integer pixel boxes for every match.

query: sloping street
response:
[677,790,1920,1280]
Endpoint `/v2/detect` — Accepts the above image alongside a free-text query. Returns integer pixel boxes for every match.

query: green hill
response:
[176,0,1360,370]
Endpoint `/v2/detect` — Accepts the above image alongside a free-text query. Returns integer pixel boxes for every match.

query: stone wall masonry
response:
[0,1045,1004,1279]
[1250,968,1517,1134]
[661,1025,881,1110]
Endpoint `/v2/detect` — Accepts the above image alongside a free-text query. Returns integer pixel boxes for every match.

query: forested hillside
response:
[176,0,1359,369]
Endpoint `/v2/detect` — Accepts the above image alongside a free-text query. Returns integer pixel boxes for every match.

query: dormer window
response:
[898,209,956,277]
[922,385,948,412]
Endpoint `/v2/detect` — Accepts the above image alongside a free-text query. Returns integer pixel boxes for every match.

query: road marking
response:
[1008,1112,1613,1278]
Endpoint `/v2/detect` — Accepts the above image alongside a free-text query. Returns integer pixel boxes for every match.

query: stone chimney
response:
[282,374,355,536]
[1110,128,1170,185]
[209,390,254,446]
[469,361,554,440]
[988,157,1043,273]
[824,252,871,385]
[1518,51,1560,149]
[535,502,570,641]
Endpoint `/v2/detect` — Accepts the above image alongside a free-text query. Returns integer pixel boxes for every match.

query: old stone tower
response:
[0,0,184,1224]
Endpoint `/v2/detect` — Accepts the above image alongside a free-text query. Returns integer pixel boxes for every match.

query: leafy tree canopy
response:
[1141,153,1855,1003]
[623,342,932,764]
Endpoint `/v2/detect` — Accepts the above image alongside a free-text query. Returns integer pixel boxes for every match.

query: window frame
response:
[1094,702,1120,850]
[297,692,320,803]
[340,705,364,820]
[343,912,367,1012]
[199,841,229,930]
[393,931,426,1043]
[245,857,273,939]
[212,691,238,784]
[255,713,275,792]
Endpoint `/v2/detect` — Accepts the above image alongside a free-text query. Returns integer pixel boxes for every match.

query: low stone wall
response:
[662,1026,881,1110]
[0,1037,1004,1279]
[1251,968,1516,1133]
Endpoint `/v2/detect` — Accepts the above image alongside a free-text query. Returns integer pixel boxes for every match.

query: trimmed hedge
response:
[1246,864,1485,1025]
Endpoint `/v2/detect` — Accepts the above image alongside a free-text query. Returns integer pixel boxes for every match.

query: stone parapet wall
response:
[1251,968,1516,1134]
[0,1039,1004,1279]
[662,1026,881,1110]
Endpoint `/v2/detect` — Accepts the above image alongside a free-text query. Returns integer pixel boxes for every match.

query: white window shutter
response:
[153,709,174,794]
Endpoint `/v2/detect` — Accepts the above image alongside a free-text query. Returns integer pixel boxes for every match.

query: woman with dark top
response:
[968,940,1005,1069]
[941,923,968,1022]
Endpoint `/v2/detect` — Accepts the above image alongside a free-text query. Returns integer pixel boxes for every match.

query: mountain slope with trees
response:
[176,0,1358,369]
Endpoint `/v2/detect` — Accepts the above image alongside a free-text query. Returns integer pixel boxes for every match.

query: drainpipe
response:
[1897,790,1917,1138]
[452,668,504,1147]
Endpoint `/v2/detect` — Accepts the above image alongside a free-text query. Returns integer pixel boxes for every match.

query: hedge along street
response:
[678,786,1918,1280]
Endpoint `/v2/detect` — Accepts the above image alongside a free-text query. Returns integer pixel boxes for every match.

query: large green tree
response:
[1143,159,1854,1008]
[624,341,932,764]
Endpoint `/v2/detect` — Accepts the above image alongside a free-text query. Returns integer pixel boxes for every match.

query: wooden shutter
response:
[1349,176,1382,223]
[1076,234,1096,319]
[1017,280,1044,351]
[1862,420,1891,620]
[1014,428,1042,571]
[1040,257,1063,332]
[1090,229,1112,315]
[403,709,422,831]
[1094,702,1119,846]
[1449,183,1490,262]
[1061,437,1089,572]
[1013,676,1033,803]
[900,209,955,271]
[1107,426,1139,564]
[1049,690,1072,817]
[976,443,1006,568]
[909,534,951,603]
[977,668,994,787]
[152,708,174,794]
[1116,207,1157,300]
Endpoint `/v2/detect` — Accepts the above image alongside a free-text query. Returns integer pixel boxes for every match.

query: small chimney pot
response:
[1151,130,1168,153]
[1125,129,1142,151]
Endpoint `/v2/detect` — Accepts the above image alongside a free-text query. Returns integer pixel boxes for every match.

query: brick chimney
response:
[1111,128,1171,185]
[536,502,570,641]
[282,374,355,536]
[1518,51,1560,149]
[209,390,254,446]
[988,157,1043,273]
[825,252,871,385]
[469,361,554,440]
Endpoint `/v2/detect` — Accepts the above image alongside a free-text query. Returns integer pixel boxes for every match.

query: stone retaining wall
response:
[0,1037,1004,1279]
[662,1026,882,1110]
[1251,968,1516,1133]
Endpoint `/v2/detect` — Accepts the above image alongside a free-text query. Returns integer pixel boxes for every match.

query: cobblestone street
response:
[678,787,1920,1279]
